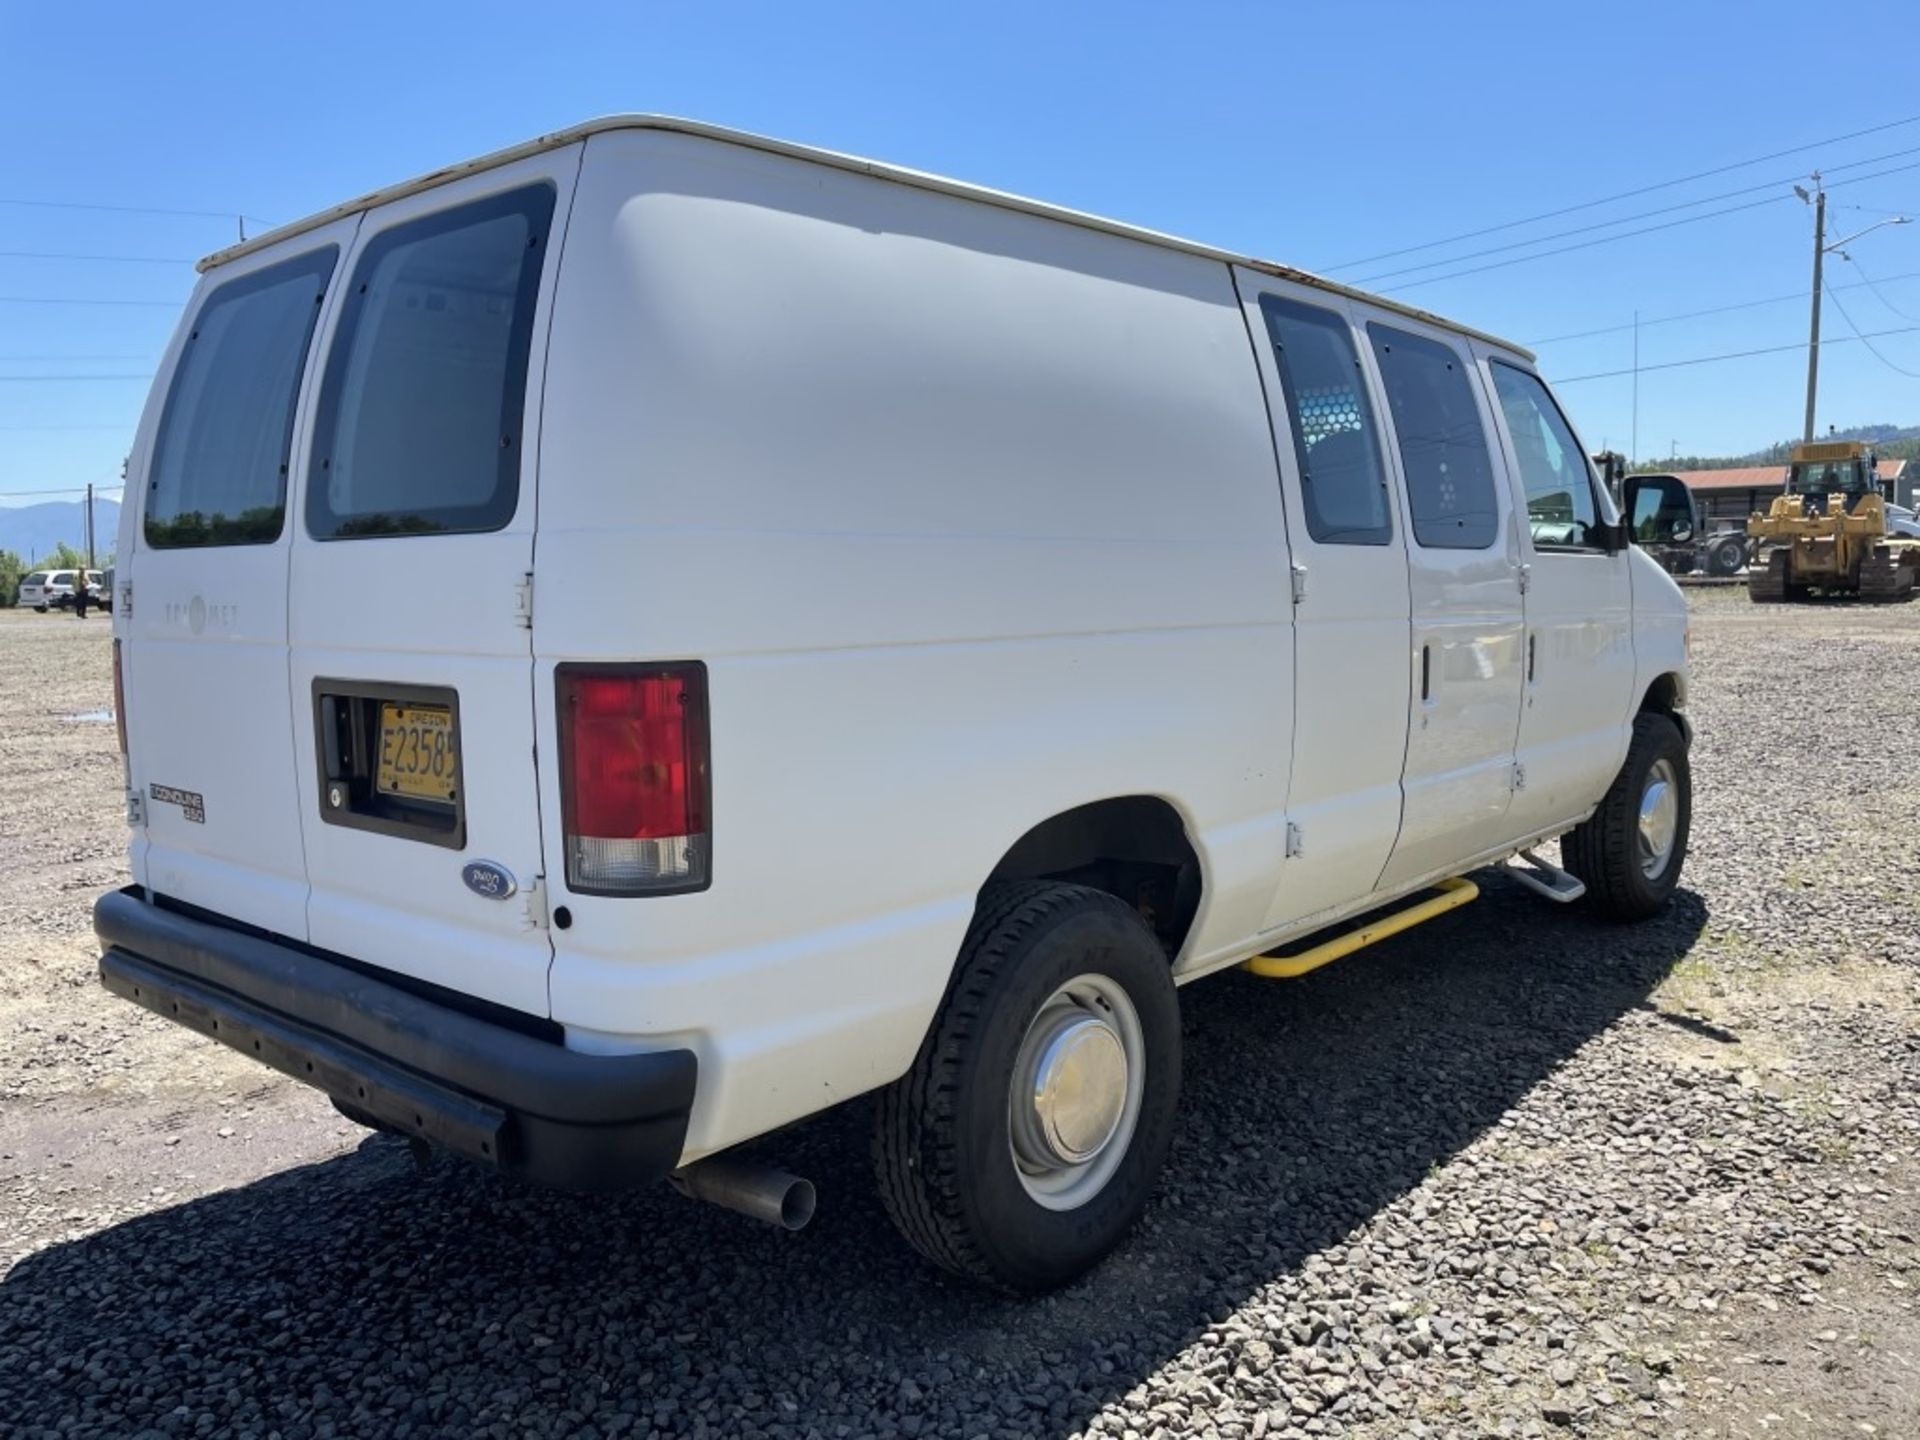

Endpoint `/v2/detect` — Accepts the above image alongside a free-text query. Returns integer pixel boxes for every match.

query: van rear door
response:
[123,228,350,937]
[287,154,576,1019]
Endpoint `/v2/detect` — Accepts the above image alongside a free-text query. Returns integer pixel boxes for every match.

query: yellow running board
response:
[1242,877,1479,979]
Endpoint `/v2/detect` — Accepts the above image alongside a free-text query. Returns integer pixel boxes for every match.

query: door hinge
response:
[1511,762,1528,792]
[520,874,548,932]
[1516,563,1532,595]
[1285,821,1305,858]
[512,573,534,629]
[125,788,146,827]
[1290,562,1309,605]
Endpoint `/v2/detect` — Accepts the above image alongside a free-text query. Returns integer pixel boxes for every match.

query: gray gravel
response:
[1,590,1917,1439]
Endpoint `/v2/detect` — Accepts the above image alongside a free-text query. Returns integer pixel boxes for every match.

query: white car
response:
[96,118,1693,1290]
[17,569,102,611]
[1886,503,1920,540]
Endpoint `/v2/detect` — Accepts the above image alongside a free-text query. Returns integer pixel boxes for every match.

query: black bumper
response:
[93,888,695,1192]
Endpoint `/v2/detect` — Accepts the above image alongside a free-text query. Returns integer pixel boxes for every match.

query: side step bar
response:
[1505,848,1587,904]
[1243,877,1479,980]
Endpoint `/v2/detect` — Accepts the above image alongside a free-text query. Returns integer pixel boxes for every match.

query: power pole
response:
[1802,174,1826,444]
[86,482,96,571]
[1631,310,1640,463]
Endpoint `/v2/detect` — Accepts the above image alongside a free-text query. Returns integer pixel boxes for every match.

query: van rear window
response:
[145,248,337,549]
[307,185,556,540]
[1259,296,1393,546]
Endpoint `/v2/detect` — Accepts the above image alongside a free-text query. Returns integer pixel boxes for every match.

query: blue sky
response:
[5,0,1919,508]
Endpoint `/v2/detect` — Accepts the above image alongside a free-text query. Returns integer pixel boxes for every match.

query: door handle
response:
[1527,633,1536,683]
[1420,643,1432,703]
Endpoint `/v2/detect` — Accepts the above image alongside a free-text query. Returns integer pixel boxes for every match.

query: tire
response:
[1563,712,1691,922]
[874,881,1181,1292]
[1706,535,1746,578]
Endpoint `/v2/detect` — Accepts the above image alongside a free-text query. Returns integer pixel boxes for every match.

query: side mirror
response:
[1622,473,1695,547]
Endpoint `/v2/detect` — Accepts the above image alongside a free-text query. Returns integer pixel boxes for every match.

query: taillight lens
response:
[111,639,129,759]
[557,663,710,895]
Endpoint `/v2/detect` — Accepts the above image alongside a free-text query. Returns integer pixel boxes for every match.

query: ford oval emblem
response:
[462,860,517,900]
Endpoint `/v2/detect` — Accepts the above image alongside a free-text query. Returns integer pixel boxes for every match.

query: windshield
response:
[1790,460,1868,496]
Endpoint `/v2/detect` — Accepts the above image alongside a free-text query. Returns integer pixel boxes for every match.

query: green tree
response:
[45,541,89,570]
[0,550,23,609]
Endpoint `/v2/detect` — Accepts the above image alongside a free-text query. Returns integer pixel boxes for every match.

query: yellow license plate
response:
[376,704,458,802]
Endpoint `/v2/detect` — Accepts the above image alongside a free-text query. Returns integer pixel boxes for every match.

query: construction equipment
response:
[1747,441,1920,601]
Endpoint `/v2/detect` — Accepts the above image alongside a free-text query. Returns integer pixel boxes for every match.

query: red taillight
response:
[557,663,710,895]
[111,639,129,759]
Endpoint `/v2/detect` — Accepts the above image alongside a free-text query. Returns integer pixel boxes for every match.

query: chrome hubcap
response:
[1638,758,1679,880]
[1009,974,1144,1211]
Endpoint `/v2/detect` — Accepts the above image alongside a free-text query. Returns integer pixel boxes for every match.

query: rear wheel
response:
[874,881,1181,1291]
[1564,712,1691,922]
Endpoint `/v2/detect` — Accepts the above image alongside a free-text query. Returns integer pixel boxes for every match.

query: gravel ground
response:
[0,592,1916,1439]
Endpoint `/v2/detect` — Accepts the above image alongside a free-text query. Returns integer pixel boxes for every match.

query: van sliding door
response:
[1356,309,1525,889]
[1230,270,1414,929]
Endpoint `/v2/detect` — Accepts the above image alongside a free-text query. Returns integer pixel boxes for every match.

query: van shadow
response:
[0,874,1707,1436]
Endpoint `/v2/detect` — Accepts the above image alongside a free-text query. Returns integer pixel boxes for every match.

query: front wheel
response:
[873,882,1181,1291]
[1563,712,1691,921]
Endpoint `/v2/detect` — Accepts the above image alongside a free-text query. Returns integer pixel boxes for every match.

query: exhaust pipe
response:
[672,1156,816,1231]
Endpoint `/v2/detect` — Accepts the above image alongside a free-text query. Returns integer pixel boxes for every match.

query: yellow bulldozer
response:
[1747,441,1920,602]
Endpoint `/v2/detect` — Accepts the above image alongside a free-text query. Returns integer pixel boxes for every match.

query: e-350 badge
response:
[148,783,206,824]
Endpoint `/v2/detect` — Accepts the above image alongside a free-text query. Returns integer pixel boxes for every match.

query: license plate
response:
[376,703,458,802]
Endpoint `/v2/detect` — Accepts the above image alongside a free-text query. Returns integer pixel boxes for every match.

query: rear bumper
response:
[93,887,696,1192]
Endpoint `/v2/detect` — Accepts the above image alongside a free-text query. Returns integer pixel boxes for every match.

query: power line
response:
[1374,193,1795,293]
[0,295,179,308]
[1322,113,1920,272]
[1552,322,1920,384]
[1353,142,1920,287]
[1527,268,1920,345]
[0,374,149,382]
[0,423,134,432]
[1841,254,1920,324]
[0,484,126,498]
[0,196,273,226]
[0,250,197,265]
[1822,282,1920,377]
[1379,158,1920,294]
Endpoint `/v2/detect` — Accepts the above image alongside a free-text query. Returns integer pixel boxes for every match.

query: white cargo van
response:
[97,117,1695,1290]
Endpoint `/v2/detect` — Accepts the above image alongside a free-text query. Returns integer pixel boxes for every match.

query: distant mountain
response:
[0,499,123,565]
[1738,424,1920,465]
[1635,423,1920,474]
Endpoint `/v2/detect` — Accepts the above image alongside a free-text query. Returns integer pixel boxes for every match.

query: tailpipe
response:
[672,1156,816,1231]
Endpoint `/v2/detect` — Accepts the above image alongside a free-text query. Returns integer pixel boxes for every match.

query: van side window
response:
[1366,325,1500,550]
[145,248,337,549]
[1489,362,1602,550]
[308,184,556,540]
[1258,296,1392,545]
